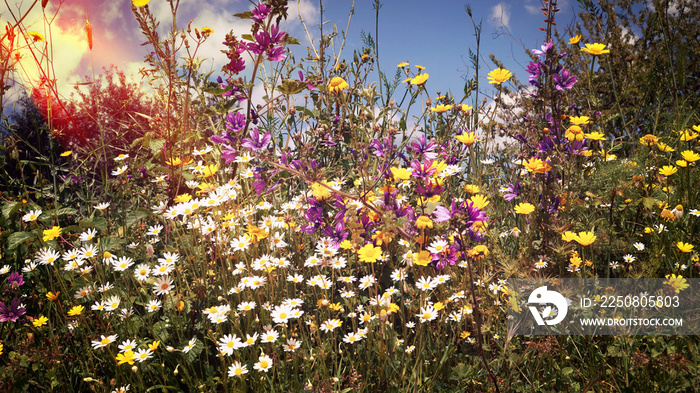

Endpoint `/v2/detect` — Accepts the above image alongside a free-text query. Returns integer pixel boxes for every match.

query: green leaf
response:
[277,79,307,95]
[641,197,656,210]
[241,33,254,42]
[125,208,151,228]
[79,216,108,232]
[233,11,253,19]
[148,138,165,155]
[145,385,180,392]
[153,321,170,342]
[43,207,78,219]
[562,367,574,376]
[284,34,301,45]
[464,78,477,97]
[451,363,468,379]
[98,236,126,252]
[1,201,20,220]
[202,84,226,96]
[184,338,204,362]
[7,231,35,250]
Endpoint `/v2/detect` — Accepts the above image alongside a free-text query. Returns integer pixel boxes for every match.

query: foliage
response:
[0,0,699,392]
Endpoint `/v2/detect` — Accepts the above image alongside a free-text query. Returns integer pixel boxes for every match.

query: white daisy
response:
[152,276,174,296]
[228,361,248,377]
[253,354,273,372]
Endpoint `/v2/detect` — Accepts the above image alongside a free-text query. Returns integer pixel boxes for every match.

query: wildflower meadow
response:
[1,0,700,391]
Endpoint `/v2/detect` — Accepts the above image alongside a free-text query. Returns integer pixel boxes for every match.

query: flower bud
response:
[511,227,521,238]
[672,205,684,219]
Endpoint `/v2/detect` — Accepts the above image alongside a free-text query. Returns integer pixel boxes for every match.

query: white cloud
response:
[156,0,320,74]
[490,3,510,29]
[620,27,639,45]
[646,0,685,15]
[100,1,123,26]
[524,0,541,15]
[524,0,571,16]
[2,2,88,99]
[188,9,252,73]
[284,0,319,46]
[478,87,534,153]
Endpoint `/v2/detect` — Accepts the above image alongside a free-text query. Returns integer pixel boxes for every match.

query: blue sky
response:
[2,0,581,108]
[320,0,578,98]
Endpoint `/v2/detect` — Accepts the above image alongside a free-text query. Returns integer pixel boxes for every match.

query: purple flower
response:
[526,61,543,87]
[553,68,577,91]
[252,2,271,23]
[503,182,521,201]
[298,71,316,90]
[319,134,337,146]
[226,111,247,133]
[464,201,487,227]
[223,38,247,74]
[546,195,561,214]
[226,57,246,74]
[538,136,555,154]
[0,297,26,323]
[301,199,325,234]
[532,42,554,56]
[216,76,244,99]
[409,159,437,179]
[369,137,395,158]
[8,272,24,290]
[247,24,287,62]
[252,180,267,195]
[432,199,487,229]
[211,132,232,145]
[267,46,287,62]
[321,220,349,247]
[241,127,271,151]
[433,242,461,270]
[433,205,452,223]
[407,135,437,160]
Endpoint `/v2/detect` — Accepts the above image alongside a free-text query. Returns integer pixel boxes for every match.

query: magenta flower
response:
[241,127,271,151]
[554,68,577,91]
[407,135,437,160]
[432,206,452,223]
[227,57,246,74]
[531,42,554,56]
[8,272,24,290]
[0,297,26,323]
[526,61,543,87]
[298,71,316,90]
[252,2,271,23]
[247,24,287,62]
[409,159,437,179]
[225,111,247,133]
